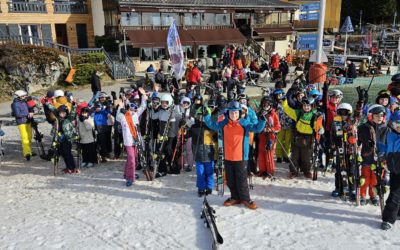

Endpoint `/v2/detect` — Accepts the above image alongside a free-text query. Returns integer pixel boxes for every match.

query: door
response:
[55,24,68,45]
[76,23,88,48]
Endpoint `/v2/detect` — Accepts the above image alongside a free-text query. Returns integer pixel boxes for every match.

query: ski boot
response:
[349,190,356,202]
[360,197,367,206]
[331,189,340,197]
[276,157,283,163]
[371,197,379,206]
[126,180,133,187]
[288,171,298,179]
[205,189,212,195]
[381,221,393,231]
[198,190,206,197]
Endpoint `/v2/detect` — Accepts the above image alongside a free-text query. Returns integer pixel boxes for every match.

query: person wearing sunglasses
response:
[204,101,266,210]
[379,110,400,230]
[177,97,195,172]
[357,104,390,206]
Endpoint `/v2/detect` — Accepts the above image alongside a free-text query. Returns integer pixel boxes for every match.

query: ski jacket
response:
[246,106,258,126]
[11,99,29,125]
[90,72,101,93]
[78,117,95,144]
[276,103,295,129]
[325,99,337,133]
[282,99,318,135]
[57,105,77,142]
[262,110,281,135]
[93,109,111,127]
[187,67,202,84]
[204,114,266,161]
[379,129,400,174]
[116,98,146,147]
[191,115,217,162]
[357,121,389,165]
[152,106,183,138]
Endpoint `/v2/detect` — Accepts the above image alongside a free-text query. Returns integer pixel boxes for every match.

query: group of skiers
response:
[9,64,400,230]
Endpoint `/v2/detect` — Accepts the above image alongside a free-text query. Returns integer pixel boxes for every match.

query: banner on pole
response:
[167,20,185,80]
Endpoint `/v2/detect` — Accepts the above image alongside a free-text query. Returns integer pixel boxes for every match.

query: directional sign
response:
[334,56,346,67]
[297,34,318,51]
[379,40,399,49]
[340,16,354,33]
[299,12,319,21]
[299,3,320,12]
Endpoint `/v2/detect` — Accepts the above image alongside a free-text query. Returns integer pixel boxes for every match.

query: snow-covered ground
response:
[1,119,400,250]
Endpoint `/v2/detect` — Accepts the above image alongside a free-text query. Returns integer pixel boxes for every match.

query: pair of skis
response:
[201,196,223,250]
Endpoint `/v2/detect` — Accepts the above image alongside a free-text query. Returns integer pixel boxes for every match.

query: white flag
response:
[167,20,185,80]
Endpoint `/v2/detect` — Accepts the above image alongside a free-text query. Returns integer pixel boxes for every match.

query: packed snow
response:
[1,119,400,250]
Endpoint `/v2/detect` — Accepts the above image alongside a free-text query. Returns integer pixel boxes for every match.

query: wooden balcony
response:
[53,1,88,14]
[293,20,318,30]
[252,23,292,29]
[7,1,47,13]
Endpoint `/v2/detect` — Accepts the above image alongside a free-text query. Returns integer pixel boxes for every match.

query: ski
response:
[201,196,223,250]
[31,118,48,160]
[51,118,60,176]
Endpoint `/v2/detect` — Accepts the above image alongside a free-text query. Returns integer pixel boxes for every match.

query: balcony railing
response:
[293,20,318,30]
[53,1,88,14]
[7,1,47,13]
[122,24,235,31]
[252,23,292,29]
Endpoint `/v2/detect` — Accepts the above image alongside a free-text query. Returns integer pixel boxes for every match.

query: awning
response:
[253,27,293,38]
[127,28,246,47]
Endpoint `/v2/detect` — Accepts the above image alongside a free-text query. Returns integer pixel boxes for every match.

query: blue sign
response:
[297,34,318,51]
[299,12,319,21]
[340,16,354,33]
[300,3,320,12]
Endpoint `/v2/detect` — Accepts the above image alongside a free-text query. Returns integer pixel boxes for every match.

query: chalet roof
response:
[118,0,298,10]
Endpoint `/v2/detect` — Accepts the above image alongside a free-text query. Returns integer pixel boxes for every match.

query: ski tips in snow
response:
[201,196,223,249]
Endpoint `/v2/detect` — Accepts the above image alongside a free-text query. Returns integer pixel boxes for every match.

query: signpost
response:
[297,34,318,50]
[299,3,321,12]
[334,55,346,67]
[299,12,319,21]
[340,16,354,55]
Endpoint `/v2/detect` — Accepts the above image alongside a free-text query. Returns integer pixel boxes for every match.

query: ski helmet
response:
[368,104,386,115]
[99,92,108,99]
[180,96,191,106]
[301,96,315,105]
[237,93,249,102]
[57,105,69,114]
[207,99,216,109]
[309,89,321,98]
[14,90,27,98]
[272,89,285,97]
[337,103,353,116]
[329,89,343,98]
[226,101,242,112]
[54,90,64,98]
[375,89,391,104]
[160,93,174,107]
[193,94,203,103]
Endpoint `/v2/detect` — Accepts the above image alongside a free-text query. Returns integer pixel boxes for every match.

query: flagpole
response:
[316,0,326,63]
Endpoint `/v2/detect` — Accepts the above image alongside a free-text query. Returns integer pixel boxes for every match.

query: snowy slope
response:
[1,122,400,250]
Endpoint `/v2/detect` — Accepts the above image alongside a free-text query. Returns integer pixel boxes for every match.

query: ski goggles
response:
[182,101,190,105]
[337,109,350,116]
[152,100,160,106]
[129,103,138,110]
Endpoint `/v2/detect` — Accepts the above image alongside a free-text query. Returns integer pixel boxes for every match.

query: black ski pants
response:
[382,173,400,224]
[225,160,251,202]
[113,131,123,158]
[97,132,112,157]
[290,133,313,173]
[81,142,98,164]
[59,140,76,170]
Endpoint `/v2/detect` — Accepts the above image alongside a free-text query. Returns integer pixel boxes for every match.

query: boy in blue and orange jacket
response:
[204,101,266,210]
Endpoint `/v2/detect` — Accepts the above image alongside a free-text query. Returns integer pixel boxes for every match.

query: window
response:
[161,13,179,26]
[201,13,215,26]
[141,48,152,61]
[121,12,141,26]
[183,46,193,59]
[269,13,279,24]
[153,48,166,60]
[192,13,201,26]
[140,47,166,61]
[280,12,290,24]
[216,14,230,25]
[255,13,267,25]
[142,13,161,26]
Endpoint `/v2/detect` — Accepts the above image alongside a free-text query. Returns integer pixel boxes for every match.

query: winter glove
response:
[348,136,357,145]
[111,91,117,100]
[0,129,4,137]
[360,177,366,186]
[371,163,376,171]
[318,128,325,135]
